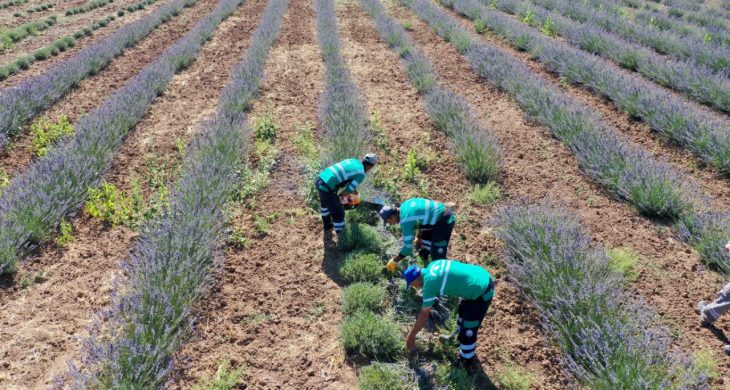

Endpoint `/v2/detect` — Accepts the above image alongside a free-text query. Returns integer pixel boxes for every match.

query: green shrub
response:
[82,26,93,35]
[342,282,387,315]
[73,30,85,39]
[55,219,75,247]
[435,362,476,389]
[402,21,413,31]
[540,16,556,37]
[341,311,403,360]
[493,363,536,390]
[117,9,125,16]
[339,251,385,283]
[15,55,32,70]
[467,182,501,206]
[474,18,487,34]
[606,247,641,283]
[346,207,379,226]
[358,363,418,390]
[30,115,74,156]
[253,111,278,141]
[33,47,51,60]
[192,359,245,390]
[338,223,382,253]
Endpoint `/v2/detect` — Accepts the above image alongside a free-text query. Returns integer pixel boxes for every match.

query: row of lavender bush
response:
[449,0,730,175]
[0,0,225,275]
[403,0,730,273]
[359,0,500,183]
[633,6,730,45]
[523,0,730,74]
[493,200,706,388]
[0,0,195,148]
[490,0,730,114]
[60,0,290,387]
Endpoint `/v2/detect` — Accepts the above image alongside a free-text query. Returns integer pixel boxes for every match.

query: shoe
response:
[724,345,730,356]
[697,300,711,326]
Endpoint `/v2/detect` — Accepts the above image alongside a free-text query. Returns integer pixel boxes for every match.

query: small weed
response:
[342,282,387,315]
[493,362,536,390]
[358,363,418,390]
[690,350,718,379]
[55,219,75,247]
[434,361,476,389]
[30,115,74,157]
[85,182,135,227]
[226,227,249,249]
[586,196,597,208]
[341,311,403,361]
[402,148,421,183]
[253,110,278,142]
[192,359,245,390]
[403,21,414,31]
[467,182,501,206]
[307,300,327,320]
[474,18,487,34]
[540,16,556,37]
[0,169,9,190]
[606,247,642,283]
[340,252,385,284]
[253,216,269,236]
[369,111,389,150]
[293,122,318,160]
[520,9,534,25]
[241,312,273,325]
[19,270,49,289]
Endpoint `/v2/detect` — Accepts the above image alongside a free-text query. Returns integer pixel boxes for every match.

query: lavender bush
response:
[489,0,730,114]
[60,0,289,386]
[522,0,730,74]
[493,200,707,388]
[0,0,195,148]
[446,0,730,175]
[0,0,231,275]
[404,0,695,220]
[359,0,500,183]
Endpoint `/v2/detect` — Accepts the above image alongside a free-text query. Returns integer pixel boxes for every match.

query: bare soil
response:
[0,0,265,386]
[394,2,730,386]
[1,0,92,29]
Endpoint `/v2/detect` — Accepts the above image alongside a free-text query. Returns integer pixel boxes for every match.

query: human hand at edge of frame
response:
[725,242,730,254]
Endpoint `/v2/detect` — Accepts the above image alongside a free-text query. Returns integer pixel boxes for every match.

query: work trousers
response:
[456,279,494,361]
[701,282,730,323]
[317,178,345,232]
[418,208,455,262]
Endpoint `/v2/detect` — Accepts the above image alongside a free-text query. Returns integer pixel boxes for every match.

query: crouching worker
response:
[381,198,455,271]
[696,241,730,355]
[316,153,377,234]
[403,260,495,365]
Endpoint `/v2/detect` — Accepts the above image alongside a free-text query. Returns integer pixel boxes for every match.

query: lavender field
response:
[0,0,729,388]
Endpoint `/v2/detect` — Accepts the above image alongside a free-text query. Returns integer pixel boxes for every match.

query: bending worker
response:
[380,198,456,270]
[697,241,730,355]
[316,154,377,234]
[403,260,495,365]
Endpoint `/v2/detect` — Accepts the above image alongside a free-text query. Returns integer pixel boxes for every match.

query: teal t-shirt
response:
[421,259,493,308]
[318,159,365,193]
[398,198,447,256]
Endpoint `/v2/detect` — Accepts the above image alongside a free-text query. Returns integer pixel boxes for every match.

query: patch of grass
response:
[253,216,269,236]
[346,207,380,226]
[339,251,385,283]
[358,363,418,390]
[606,247,642,282]
[342,282,387,315]
[293,122,317,160]
[19,270,50,289]
[253,110,278,142]
[192,359,245,390]
[30,115,74,157]
[368,111,389,150]
[689,350,719,379]
[402,21,414,31]
[493,362,536,390]
[307,300,326,320]
[434,361,476,389]
[0,169,9,190]
[337,223,383,253]
[467,182,501,206]
[341,311,403,361]
[55,219,75,247]
[240,312,273,325]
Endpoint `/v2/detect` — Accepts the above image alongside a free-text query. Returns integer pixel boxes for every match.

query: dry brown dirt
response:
[0,0,265,386]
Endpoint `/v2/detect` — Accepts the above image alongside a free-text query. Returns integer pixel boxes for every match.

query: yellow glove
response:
[386,259,399,272]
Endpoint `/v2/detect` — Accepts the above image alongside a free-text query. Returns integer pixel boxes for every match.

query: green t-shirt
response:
[398,198,446,257]
[421,259,493,308]
[318,159,366,193]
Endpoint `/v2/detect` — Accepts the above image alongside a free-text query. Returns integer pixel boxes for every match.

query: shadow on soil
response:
[702,322,730,346]
[321,231,348,287]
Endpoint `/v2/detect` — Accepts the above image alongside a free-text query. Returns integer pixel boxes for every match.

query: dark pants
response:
[418,208,455,262]
[456,279,494,361]
[317,178,345,232]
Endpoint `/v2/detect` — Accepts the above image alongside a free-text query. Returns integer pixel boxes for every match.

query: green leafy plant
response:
[192,359,245,390]
[30,115,74,156]
[55,220,75,247]
[402,21,414,31]
[338,223,383,253]
[606,247,642,282]
[293,123,317,160]
[342,282,387,315]
[226,227,249,249]
[339,251,385,283]
[402,148,421,183]
[253,215,269,236]
[253,110,278,141]
[474,18,487,34]
[434,361,476,389]
[520,9,534,25]
[341,311,403,360]
[0,169,9,190]
[541,16,556,37]
[85,182,135,227]
[358,363,418,390]
[493,362,536,390]
[467,182,501,206]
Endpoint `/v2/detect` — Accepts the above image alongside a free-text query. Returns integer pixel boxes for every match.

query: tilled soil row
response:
[0,0,163,87]
[0,0,217,179]
[0,0,266,387]
[440,2,730,209]
[169,0,351,388]
[1,0,93,29]
[392,1,730,386]
[0,0,158,65]
[337,2,569,387]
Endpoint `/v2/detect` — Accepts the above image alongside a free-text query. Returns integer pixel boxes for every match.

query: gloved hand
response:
[386,259,399,272]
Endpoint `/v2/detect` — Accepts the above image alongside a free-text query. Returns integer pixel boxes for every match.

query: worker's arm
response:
[344,172,365,193]
[399,221,415,257]
[406,307,432,352]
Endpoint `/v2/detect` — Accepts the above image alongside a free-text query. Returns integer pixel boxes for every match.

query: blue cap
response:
[379,206,396,225]
[404,265,422,290]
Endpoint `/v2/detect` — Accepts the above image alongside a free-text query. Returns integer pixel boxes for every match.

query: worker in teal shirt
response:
[316,154,377,234]
[380,198,456,270]
[403,260,495,364]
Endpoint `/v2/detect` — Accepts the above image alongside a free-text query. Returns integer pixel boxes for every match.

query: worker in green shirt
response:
[316,154,378,234]
[379,198,456,271]
[403,260,495,365]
